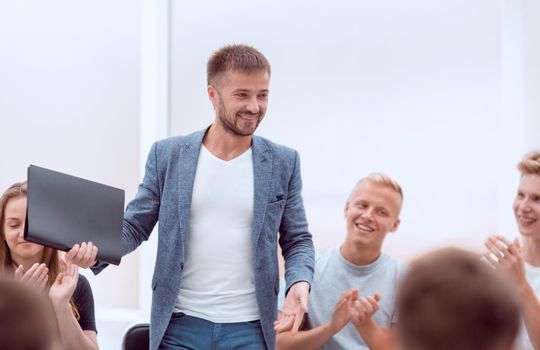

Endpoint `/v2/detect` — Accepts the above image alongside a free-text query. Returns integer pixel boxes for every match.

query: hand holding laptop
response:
[66,241,99,268]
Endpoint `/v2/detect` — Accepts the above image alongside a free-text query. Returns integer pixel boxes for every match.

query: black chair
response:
[122,323,150,350]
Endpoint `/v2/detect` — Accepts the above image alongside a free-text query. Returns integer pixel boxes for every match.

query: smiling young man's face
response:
[208,69,270,137]
[514,173,540,238]
[344,180,401,251]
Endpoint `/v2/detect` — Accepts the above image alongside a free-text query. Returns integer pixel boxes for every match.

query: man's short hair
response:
[517,150,540,176]
[396,248,521,350]
[207,44,271,85]
[354,172,403,213]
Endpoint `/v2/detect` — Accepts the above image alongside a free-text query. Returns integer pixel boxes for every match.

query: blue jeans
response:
[160,312,267,350]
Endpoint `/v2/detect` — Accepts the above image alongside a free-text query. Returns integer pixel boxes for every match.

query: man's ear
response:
[344,201,350,218]
[208,85,218,109]
[390,218,400,233]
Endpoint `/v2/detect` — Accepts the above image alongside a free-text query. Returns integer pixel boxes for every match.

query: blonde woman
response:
[0,181,99,350]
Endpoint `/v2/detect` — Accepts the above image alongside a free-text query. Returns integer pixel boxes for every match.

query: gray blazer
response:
[92,129,315,350]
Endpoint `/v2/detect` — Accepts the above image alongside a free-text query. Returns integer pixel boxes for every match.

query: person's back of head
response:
[396,248,521,350]
[0,277,60,350]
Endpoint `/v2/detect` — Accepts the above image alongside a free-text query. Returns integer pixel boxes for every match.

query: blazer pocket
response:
[268,193,285,204]
[267,198,286,210]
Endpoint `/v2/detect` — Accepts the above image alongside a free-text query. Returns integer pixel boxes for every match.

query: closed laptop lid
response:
[25,164,124,265]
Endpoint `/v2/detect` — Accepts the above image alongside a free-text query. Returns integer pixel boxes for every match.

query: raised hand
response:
[14,262,48,291]
[484,235,526,285]
[49,260,79,307]
[328,288,359,333]
[274,281,310,334]
[350,293,381,327]
[66,242,98,268]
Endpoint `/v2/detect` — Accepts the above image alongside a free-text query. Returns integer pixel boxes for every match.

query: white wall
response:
[523,0,540,151]
[170,0,508,261]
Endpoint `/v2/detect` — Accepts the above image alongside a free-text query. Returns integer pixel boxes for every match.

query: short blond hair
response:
[352,172,403,213]
[517,150,540,176]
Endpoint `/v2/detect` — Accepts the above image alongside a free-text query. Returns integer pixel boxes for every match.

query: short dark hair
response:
[207,44,271,85]
[397,248,521,350]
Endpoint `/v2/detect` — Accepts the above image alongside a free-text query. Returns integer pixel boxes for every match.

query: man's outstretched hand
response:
[274,281,310,334]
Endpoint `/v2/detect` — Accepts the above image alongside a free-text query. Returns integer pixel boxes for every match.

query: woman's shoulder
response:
[77,273,91,287]
[73,273,97,331]
[73,273,93,299]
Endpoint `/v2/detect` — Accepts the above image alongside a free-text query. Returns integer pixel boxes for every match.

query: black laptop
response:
[25,165,124,265]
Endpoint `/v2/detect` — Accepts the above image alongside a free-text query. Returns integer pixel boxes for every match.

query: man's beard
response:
[217,105,261,137]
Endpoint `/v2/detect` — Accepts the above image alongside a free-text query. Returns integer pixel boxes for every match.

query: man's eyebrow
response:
[232,88,270,93]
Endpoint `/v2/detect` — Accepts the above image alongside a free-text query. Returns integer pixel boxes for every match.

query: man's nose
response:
[519,200,532,213]
[361,209,374,221]
[245,97,260,114]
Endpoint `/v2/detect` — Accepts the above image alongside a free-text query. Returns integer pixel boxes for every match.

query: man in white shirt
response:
[87,44,315,350]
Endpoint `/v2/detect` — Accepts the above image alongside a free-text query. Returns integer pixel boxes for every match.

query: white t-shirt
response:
[174,146,260,322]
[516,262,540,349]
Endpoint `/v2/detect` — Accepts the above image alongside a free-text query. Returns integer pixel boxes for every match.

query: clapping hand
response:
[328,288,359,333]
[14,262,48,291]
[484,235,526,285]
[350,293,381,327]
[49,259,79,307]
[484,235,540,350]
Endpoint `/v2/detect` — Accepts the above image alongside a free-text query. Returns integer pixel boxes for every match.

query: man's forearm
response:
[276,323,337,350]
[354,319,388,350]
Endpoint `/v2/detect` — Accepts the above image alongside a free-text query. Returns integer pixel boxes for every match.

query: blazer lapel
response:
[252,136,272,251]
[177,130,206,250]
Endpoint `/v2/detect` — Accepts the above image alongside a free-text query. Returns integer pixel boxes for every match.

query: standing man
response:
[90,45,315,349]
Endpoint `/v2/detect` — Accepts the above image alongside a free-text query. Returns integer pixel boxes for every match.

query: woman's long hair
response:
[0,181,79,319]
